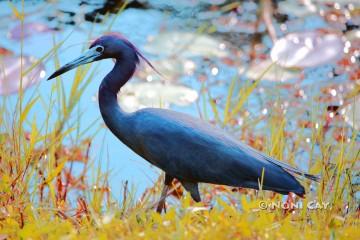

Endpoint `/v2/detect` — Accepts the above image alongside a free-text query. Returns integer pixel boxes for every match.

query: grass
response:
[0,2,359,239]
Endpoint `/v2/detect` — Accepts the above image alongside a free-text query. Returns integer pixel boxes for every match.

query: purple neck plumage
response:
[98,45,139,145]
[95,34,160,145]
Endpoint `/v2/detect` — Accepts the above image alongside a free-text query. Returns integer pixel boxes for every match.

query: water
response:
[0,0,359,200]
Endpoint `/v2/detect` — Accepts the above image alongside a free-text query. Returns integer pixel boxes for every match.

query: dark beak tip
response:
[47,71,61,80]
[47,74,55,81]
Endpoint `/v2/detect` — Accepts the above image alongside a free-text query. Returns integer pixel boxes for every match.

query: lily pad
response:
[239,59,301,82]
[212,12,265,34]
[315,0,359,4]
[278,1,316,18]
[346,30,360,41]
[147,0,199,8]
[8,22,53,41]
[147,0,225,9]
[0,55,46,95]
[201,0,226,4]
[118,82,198,112]
[144,31,228,58]
[136,58,197,82]
[271,31,344,68]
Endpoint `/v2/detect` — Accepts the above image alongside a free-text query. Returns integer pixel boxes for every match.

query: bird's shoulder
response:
[130,108,238,145]
[130,108,301,171]
[128,108,313,187]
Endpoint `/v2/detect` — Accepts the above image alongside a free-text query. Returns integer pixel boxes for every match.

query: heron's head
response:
[47,33,158,80]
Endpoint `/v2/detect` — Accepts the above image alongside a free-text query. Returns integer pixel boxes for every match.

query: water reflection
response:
[0,55,45,95]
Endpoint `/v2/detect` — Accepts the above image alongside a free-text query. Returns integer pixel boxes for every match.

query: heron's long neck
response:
[98,60,136,146]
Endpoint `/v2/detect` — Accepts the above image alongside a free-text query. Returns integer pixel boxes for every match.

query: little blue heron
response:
[48,33,319,213]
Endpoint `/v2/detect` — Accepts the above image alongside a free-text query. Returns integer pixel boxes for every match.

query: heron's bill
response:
[47,46,102,80]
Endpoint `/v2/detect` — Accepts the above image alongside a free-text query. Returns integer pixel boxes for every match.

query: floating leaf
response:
[136,58,197,82]
[315,0,358,4]
[0,55,46,95]
[118,82,198,112]
[278,1,316,17]
[147,0,225,9]
[212,12,264,34]
[239,59,301,82]
[346,30,360,41]
[271,31,344,68]
[8,22,53,41]
[147,0,199,8]
[144,31,228,58]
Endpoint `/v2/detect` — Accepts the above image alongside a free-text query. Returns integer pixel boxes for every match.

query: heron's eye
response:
[96,46,104,53]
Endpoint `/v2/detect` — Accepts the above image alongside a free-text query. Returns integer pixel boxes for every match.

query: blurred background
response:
[0,0,359,201]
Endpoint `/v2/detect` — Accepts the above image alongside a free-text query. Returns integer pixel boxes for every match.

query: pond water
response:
[0,0,359,200]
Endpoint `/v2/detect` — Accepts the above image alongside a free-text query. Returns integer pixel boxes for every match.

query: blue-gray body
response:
[102,94,306,196]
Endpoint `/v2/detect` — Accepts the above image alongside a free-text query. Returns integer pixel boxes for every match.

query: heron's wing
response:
[131,108,317,194]
[231,140,320,181]
[259,152,320,181]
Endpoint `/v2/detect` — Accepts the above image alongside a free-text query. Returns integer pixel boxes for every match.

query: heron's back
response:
[128,108,305,196]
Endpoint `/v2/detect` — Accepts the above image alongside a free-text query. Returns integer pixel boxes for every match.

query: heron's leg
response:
[285,192,296,205]
[181,181,201,202]
[284,192,296,213]
[156,174,173,213]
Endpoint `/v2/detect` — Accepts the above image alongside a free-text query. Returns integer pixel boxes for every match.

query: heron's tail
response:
[262,154,321,182]
[284,168,321,182]
[243,144,321,183]
[300,172,321,182]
